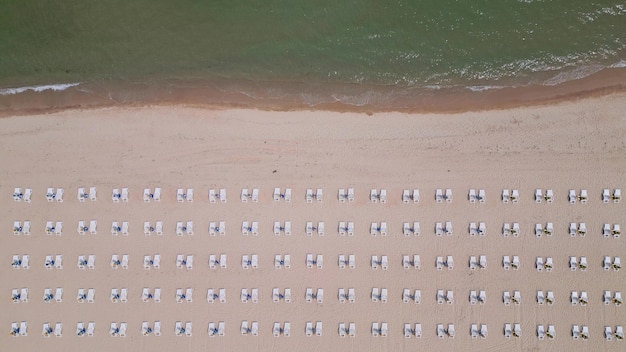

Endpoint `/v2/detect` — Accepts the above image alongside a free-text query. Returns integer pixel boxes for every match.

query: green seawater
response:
[0,0,624,89]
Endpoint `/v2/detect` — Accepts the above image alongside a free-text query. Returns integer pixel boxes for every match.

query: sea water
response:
[0,0,624,106]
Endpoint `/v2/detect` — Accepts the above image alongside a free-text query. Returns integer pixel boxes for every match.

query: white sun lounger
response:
[317,288,324,303]
[569,189,577,203]
[547,325,555,339]
[545,257,553,271]
[55,188,63,202]
[537,290,545,305]
[503,256,510,270]
[306,189,313,203]
[447,255,454,269]
[511,189,519,203]
[503,291,511,305]
[381,255,388,270]
[445,188,452,202]
[469,189,476,203]
[46,188,55,202]
[437,324,445,338]
[42,323,52,337]
[112,188,121,202]
[54,254,63,269]
[471,324,479,339]
[480,324,488,339]
[435,189,443,203]
[88,220,97,235]
[535,189,542,203]
[469,290,477,305]
[502,189,509,203]
[538,325,546,339]
[78,188,86,202]
[348,255,355,268]
[54,323,63,337]
[436,256,444,271]
[77,255,86,269]
[478,189,486,202]
[86,288,95,303]
[445,221,452,235]
[87,255,95,269]
[504,323,512,338]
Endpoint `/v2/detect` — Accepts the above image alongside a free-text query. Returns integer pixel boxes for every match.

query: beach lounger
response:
[112,188,121,202]
[537,324,546,340]
[471,324,478,339]
[250,188,259,202]
[604,290,612,305]
[55,188,63,202]
[535,189,542,203]
[446,290,454,304]
[20,255,28,269]
[21,220,30,236]
[372,323,380,337]
[444,221,452,235]
[76,322,86,337]
[348,254,355,269]
[78,188,86,202]
[570,222,578,236]
[570,256,578,271]
[615,291,623,305]
[42,323,52,337]
[580,291,588,305]
[273,188,280,201]
[545,189,553,202]
[614,257,621,271]
[87,254,95,269]
[340,323,348,337]
[272,322,281,337]
[478,189,486,202]
[219,254,227,268]
[403,255,410,269]
[579,189,587,203]
[578,222,587,236]
[502,189,509,203]
[546,291,554,304]
[468,222,477,236]
[545,257,553,271]
[86,288,94,303]
[185,221,193,235]
[379,322,387,337]
[306,189,314,203]
[184,322,192,336]
[18,287,28,302]
[381,255,388,270]
[251,288,258,303]
[45,255,54,269]
[111,254,120,269]
[469,256,477,270]
[174,321,183,336]
[249,322,258,336]
[535,223,543,237]
[46,187,55,202]
[13,187,23,202]
[379,288,387,303]
[88,186,96,201]
[242,255,249,269]
[177,188,185,202]
[315,254,324,269]
[118,322,127,337]
[511,222,520,236]
[208,255,216,269]
[448,324,455,338]
[511,189,519,203]
[504,324,512,338]
[54,254,63,269]
[315,188,323,202]
[45,221,54,235]
[209,189,217,203]
[215,188,225,203]
[571,291,579,305]
[318,221,325,236]
[12,255,22,269]
[513,290,521,304]
[436,256,444,271]
[615,326,624,340]
[536,257,544,271]
[572,324,580,340]
[614,224,621,238]
[435,188,443,203]
[447,255,454,270]
[503,256,510,270]
[379,189,387,203]
[603,188,611,203]
[22,188,31,202]
[605,326,614,341]
[547,325,555,339]
[345,187,354,202]
[273,288,282,302]
[569,189,576,203]
[317,288,324,303]
[88,220,97,235]
[284,288,291,302]
[240,188,248,202]
[614,188,621,203]
[437,324,445,338]
[513,323,521,338]
[435,222,443,236]
[579,256,587,270]
[403,189,410,203]
[480,324,488,339]
[54,287,62,302]
[445,188,452,202]
[537,290,545,304]
[469,189,476,203]
[437,289,444,304]
[152,187,161,202]
[338,188,346,202]
[304,322,314,337]
[76,220,87,235]
[110,221,119,236]
[54,323,63,337]
[339,255,347,269]
[371,255,379,269]
[469,290,477,305]
[545,222,553,235]
[55,221,63,235]
[503,291,511,305]
[77,255,86,269]
[370,189,378,203]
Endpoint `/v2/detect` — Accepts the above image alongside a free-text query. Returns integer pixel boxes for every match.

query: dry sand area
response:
[1,93,626,352]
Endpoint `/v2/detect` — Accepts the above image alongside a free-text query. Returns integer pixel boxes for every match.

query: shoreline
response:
[1,66,625,117]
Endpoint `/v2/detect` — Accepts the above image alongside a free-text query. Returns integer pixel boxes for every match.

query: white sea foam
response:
[542,64,605,86]
[465,85,508,92]
[610,59,626,68]
[0,82,81,96]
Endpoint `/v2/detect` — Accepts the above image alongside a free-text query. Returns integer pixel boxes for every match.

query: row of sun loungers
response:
[16,219,621,237]
[12,286,622,305]
[11,253,622,271]
[13,186,623,204]
[9,321,625,339]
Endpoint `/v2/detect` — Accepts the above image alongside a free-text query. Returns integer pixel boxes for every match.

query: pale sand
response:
[1,93,625,351]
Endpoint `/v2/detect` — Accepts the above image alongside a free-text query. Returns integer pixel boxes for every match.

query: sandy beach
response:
[1,93,625,351]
